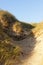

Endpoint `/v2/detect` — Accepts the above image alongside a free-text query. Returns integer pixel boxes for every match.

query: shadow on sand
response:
[6,26,36,65]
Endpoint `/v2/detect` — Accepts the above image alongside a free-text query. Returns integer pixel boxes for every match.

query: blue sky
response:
[0,0,43,23]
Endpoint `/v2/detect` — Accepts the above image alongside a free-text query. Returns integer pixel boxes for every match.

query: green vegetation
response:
[21,22,34,29]
[0,10,43,65]
[0,10,34,30]
[0,27,21,65]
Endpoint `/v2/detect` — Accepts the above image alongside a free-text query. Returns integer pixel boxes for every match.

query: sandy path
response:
[13,29,43,65]
[23,30,43,65]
